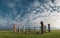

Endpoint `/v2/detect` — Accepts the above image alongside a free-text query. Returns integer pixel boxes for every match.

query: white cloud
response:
[55,0,60,6]
[0,0,60,30]
[22,0,60,29]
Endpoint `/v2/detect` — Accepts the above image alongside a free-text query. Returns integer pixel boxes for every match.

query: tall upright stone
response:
[34,27,36,31]
[18,25,20,32]
[13,24,16,32]
[44,26,46,33]
[40,21,44,34]
[28,27,30,32]
[48,24,51,32]
[23,26,25,32]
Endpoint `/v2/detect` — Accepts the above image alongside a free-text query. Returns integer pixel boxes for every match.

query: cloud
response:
[0,0,60,29]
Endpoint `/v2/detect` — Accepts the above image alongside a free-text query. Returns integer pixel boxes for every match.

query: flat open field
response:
[0,30,60,38]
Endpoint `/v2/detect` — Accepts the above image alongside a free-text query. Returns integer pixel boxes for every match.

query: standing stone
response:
[44,26,46,33]
[34,27,36,31]
[48,24,51,32]
[28,27,30,32]
[23,26,25,32]
[40,21,44,34]
[18,25,20,32]
[13,24,16,32]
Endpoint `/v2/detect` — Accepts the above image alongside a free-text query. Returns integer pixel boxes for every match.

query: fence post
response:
[13,24,16,32]
[40,21,44,34]
[48,24,51,32]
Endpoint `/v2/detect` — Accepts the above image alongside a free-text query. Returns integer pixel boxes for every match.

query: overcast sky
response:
[0,0,60,29]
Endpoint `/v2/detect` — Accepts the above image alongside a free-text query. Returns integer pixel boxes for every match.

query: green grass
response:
[0,30,60,38]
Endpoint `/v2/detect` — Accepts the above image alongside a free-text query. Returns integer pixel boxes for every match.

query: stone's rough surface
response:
[48,24,51,32]
[13,24,16,32]
[40,21,44,34]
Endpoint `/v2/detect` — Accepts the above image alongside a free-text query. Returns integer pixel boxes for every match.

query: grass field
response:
[0,30,60,38]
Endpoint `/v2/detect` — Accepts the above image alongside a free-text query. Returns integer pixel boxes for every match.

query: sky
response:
[0,0,60,29]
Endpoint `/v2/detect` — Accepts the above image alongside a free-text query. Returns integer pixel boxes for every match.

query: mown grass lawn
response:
[0,30,60,38]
